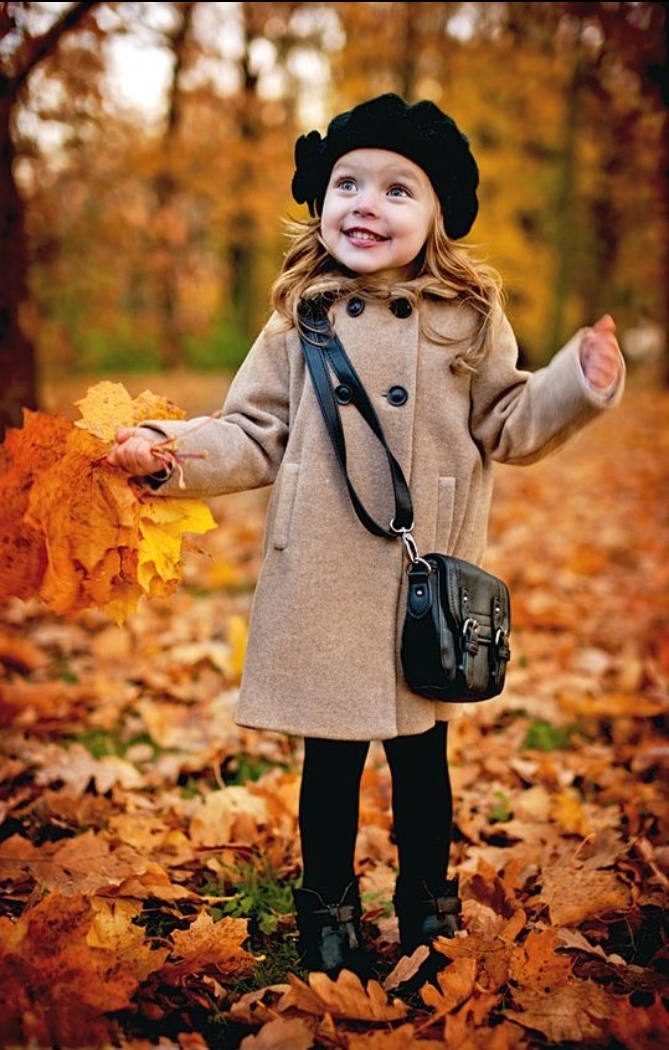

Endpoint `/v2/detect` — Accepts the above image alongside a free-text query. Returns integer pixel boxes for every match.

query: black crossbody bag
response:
[298,303,511,703]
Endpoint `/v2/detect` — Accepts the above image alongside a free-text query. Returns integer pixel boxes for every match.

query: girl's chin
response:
[334,260,418,283]
[332,250,404,276]
[336,245,387,266]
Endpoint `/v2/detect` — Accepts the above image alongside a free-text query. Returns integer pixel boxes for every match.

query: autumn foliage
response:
[0,384,667,1049]
[0,382,216,624]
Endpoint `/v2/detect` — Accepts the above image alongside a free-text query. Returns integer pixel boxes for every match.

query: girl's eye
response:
[388,184,410,198]
[337,178,357,191]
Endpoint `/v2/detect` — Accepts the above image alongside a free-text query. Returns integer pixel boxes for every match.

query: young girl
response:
[108,93,624,978]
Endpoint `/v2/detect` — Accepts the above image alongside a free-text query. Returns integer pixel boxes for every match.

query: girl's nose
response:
[353,190,379,215]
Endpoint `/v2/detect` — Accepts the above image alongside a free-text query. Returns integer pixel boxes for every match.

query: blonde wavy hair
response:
[270,212,504,372]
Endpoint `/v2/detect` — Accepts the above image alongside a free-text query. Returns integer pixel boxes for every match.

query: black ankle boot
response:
[293,880,371,978]
[394,876,461,957]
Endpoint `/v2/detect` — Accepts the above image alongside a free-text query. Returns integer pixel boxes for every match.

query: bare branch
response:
[12,1,99,95]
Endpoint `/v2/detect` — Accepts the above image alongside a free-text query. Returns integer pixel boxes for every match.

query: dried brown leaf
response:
[540,859,632,926]
[420,955,478,1015]
[168,911,256,980]
[238,1016,316,1049]
[279,970,409,1022]
[505,978,615,1043]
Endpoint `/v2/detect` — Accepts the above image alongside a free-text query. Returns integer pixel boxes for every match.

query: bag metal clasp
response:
[390,521,433,573]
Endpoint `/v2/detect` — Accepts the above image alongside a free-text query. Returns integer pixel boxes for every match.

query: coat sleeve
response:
[140,320,292,497]
[469,312,625,465]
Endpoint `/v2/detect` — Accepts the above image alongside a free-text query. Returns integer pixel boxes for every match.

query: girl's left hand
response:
[580,315,623,391]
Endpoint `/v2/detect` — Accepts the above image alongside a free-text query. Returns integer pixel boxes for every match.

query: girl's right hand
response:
[107,426,167,475]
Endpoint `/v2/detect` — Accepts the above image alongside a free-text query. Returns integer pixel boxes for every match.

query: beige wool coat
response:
[147,292,623,740]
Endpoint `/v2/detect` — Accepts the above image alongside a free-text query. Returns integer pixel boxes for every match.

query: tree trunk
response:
[0,88,36,435]
[227,2,261,345]
[152,1,196,370]
[545,42,582,360]
[0,1,98,437]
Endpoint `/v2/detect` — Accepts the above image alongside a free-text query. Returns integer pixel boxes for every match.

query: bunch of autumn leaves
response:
[0,383,216,624]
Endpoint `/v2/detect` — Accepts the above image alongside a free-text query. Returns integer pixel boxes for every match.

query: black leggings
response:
[298,723,452,901]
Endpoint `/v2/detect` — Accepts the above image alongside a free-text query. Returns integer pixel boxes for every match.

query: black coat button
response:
[386,385,408,406]
[346,298,365,317]
[390,298,412,318]
[335,384,353,405]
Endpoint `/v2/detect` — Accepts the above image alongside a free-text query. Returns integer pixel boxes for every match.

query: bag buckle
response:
[462,617,480,655]
[495,627,511,662]
[390,522,433,573]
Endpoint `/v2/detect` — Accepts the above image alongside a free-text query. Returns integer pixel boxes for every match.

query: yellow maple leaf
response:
[130,388,185,426]
[138,496,216,591]
[74,380,185,442]
[73,381,138,441]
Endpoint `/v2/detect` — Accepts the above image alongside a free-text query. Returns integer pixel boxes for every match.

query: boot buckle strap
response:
[434,896,462,919]
[327,902,355,924]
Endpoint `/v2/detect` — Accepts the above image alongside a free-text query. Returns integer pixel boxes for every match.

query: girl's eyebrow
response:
[331,159,422,185]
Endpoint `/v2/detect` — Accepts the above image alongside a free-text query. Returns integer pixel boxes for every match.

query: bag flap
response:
[428,554,511,633]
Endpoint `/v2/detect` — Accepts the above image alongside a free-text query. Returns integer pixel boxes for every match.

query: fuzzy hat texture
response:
[291,93,479,240]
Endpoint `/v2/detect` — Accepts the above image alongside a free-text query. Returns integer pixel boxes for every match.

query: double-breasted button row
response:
[340,297,411,409]
[336,383,409,407]
[345,297,413,319]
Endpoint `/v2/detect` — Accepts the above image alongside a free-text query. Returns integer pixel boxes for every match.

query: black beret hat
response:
[291,93,479,240]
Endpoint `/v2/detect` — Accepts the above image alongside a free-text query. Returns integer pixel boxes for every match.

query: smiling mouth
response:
[344,228,388,243]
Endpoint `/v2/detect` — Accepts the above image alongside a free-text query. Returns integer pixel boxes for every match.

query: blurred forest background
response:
[1,7,668,1045]
[0,0,667,436]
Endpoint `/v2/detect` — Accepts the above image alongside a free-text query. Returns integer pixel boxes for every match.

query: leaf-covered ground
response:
[0,380,667,1049]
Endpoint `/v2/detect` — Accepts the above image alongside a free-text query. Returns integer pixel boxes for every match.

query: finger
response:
[592,314,616,334]
[113,426,135,443]
[107,440,130,466]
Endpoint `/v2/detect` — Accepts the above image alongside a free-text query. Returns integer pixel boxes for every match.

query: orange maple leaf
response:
[0,383,217,623]
[165,911,257,982]
[0,411,69,600]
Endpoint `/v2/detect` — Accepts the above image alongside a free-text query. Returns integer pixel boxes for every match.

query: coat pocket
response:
[271,462,300,550]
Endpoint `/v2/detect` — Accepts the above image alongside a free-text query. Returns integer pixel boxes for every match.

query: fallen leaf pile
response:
[0,382,216,624]
[0,382,667,1049]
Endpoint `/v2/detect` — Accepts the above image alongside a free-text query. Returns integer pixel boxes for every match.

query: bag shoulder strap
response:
[298,302,413,539]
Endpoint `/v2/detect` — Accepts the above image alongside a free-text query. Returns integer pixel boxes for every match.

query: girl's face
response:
[320,149,437,279]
